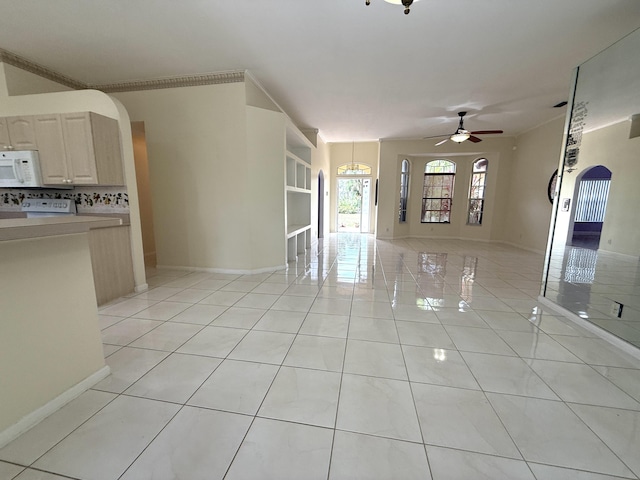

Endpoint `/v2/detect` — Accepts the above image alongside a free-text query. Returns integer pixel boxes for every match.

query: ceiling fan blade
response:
[470,130,504,135]
[468,135,482,143]
[423,134,450,139]
[435,138,449,146]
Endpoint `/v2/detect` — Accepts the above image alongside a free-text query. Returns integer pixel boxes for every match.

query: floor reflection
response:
[545,244,640,348]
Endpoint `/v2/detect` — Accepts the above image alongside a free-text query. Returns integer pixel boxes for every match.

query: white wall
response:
[503,116,565,252]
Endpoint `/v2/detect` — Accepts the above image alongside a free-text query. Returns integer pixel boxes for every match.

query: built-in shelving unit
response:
[285,123,313,263]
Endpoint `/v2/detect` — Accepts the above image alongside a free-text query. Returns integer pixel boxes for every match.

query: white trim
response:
[156,264,287,275]
[0,366,111,449]
[537,296,640,362]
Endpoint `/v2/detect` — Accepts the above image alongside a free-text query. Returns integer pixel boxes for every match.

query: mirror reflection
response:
[543,28,640,348]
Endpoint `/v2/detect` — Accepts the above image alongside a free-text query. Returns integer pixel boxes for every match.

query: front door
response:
[337,177,371,233]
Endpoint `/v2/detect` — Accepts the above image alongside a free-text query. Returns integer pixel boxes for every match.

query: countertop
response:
[0,216,123,242]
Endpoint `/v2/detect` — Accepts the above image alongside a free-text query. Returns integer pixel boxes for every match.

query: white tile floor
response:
[546,244,640,348]
[2,234,640,480]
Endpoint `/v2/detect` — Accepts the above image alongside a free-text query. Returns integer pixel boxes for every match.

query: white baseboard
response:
[0,365,111,449]
[537,296,640,362]
[156,264,288,275]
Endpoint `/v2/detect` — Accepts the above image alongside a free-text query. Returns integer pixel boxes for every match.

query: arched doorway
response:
[568,165,612,249]
[318,170,325,239]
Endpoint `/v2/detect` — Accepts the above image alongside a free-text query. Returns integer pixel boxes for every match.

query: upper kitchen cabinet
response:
[0,116,38,150]
[36,112,124,186]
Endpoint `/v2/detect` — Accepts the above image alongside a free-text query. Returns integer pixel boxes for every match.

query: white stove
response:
[21,198,77,217]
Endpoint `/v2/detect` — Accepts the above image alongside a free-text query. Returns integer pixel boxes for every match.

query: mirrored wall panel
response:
[543,28,640,348]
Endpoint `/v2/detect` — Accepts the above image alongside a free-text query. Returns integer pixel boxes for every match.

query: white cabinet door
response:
[61,112,98,185]
[7,116,38,150]
[34,114,69,185]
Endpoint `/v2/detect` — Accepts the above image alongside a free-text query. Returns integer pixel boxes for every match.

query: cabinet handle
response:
[4,145,15,150]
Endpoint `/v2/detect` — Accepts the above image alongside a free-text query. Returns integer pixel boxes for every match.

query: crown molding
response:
[97,71,245,93]
[0,48,87,90]
[0,48,245,93]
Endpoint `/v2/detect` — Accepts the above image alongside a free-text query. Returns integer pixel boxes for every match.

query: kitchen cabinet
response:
[0,116,38,150]
[37,112,124,186]
[32,114,67,184]
[88,224,135,305]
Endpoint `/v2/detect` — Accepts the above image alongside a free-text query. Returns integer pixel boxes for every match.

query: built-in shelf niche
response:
[285,122,313,263]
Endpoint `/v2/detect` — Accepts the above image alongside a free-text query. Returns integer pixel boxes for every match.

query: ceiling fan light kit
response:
[450,132,470,143]
[366,0,417,15]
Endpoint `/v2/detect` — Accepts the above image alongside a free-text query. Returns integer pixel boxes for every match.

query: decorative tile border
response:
[0,187,129,214]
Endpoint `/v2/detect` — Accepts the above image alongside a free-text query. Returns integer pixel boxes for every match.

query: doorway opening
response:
[337,177,371,233]
[131,122,157,268]
[569,165,612,250]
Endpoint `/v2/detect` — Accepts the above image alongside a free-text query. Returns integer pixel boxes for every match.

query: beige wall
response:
[113,84,255,270]
[377,137,515,241]
[1,63,74,96]
[246,106,287,269]
[311,138,331,241]
[0,234,105,434]
[330,142,379,233]
[503,116,565,252]
[554,120,640,256]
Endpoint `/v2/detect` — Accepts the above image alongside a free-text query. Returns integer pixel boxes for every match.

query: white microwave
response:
[0,151,43,188]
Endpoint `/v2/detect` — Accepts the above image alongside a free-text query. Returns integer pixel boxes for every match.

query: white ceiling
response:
[1,0,640,142]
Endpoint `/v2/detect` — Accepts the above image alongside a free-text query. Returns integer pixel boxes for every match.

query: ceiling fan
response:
[424,112,504,146]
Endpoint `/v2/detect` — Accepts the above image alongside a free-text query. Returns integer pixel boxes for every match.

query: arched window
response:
[337,163,372,175]
[468,158,488,225]
[422,160,456,223]
[399,159,410,222]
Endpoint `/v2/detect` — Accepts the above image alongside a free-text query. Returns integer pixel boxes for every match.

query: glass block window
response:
[467,158,488,225]
[399,159,410,223]
[421,160,455,223]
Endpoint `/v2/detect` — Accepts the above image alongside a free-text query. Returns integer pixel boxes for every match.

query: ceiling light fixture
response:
[365,0,418,15]
[450,131,471,143]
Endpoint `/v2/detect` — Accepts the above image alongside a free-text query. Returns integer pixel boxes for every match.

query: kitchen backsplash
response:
[0,186,129,214]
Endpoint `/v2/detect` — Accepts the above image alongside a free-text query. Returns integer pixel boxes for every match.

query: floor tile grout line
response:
[326,247,358,480]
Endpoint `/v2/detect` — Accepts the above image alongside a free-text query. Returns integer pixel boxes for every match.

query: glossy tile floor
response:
[2,234,640,480]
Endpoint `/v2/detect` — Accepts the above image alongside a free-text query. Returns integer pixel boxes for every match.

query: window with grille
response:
[467,158,488,225]
[575,179,610,222]
[421,160,455,223]
[399,159,410,222]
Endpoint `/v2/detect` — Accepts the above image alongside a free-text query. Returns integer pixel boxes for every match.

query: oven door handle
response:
[13,159,24,184]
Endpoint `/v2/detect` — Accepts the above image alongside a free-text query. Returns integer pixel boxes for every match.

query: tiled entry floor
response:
[2,234,640,480]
